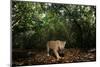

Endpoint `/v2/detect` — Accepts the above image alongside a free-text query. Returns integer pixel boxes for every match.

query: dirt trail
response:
[12,48,96,66]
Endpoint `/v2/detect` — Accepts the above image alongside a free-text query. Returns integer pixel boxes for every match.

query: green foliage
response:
[12,1,96,49]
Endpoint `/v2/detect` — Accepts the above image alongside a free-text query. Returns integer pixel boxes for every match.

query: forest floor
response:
[12,48,96,66]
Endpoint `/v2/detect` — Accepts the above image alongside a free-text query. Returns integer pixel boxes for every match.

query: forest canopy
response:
[12,1,96,50]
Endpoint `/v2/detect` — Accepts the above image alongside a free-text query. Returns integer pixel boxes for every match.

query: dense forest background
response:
[12,1,96,50]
